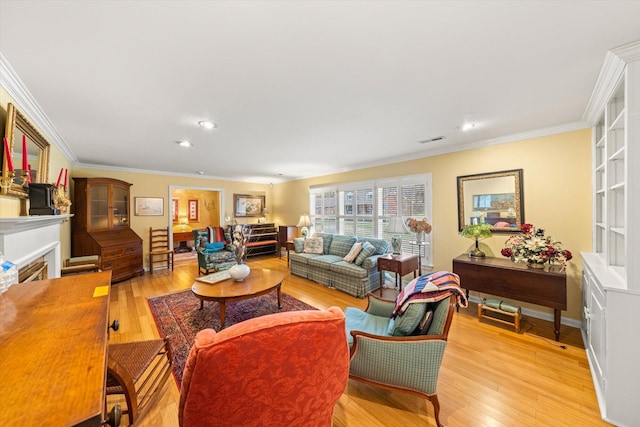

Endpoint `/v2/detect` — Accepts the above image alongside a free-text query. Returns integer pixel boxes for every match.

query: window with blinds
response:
[309,174,433,269]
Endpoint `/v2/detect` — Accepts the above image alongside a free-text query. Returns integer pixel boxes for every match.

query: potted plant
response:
[461,223,492,258]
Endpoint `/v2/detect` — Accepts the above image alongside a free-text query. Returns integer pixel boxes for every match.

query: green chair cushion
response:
[344,307,391,345]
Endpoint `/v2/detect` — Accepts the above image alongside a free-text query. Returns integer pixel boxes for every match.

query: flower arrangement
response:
[230,224,248,264]
[501,223,572,271]
[405,217,432,234]
[53,185,72,213]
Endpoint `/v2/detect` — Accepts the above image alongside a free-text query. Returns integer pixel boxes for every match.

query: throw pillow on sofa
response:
[343,242,363,263]
[354,241,376,266]
[303,237,324,254]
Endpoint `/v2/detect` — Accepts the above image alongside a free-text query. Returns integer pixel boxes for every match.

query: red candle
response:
[63,168,68,189]
[22,135,28,171]
[3,137,14,172]
[55,168,63,187]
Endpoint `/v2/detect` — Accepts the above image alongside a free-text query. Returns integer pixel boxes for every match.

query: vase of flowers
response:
[229,224,250,280]
[501,223,572,271]
[461,223,492,258]
[406,217,432,243]
[53,185,71,214]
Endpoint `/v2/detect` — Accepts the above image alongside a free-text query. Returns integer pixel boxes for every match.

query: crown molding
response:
[582,40,640,125]
[612,39,640,63]
[317,120,590,180]
[0,53,77,164]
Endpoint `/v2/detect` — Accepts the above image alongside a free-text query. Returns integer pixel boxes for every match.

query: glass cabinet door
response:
[89,184,109,230]
[112,185,129,229]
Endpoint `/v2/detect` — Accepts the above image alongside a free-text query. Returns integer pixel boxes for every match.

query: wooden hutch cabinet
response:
[72,178,143,282]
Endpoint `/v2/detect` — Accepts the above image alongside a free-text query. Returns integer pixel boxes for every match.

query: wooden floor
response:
[108,254,611,427]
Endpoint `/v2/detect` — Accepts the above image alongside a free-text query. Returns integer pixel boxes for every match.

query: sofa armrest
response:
[364,293,395,317]
[361,254,385,270]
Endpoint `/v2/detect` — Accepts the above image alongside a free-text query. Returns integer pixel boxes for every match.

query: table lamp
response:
[179,216,189,231]
[297,214,312,238]
[385,217,409,255]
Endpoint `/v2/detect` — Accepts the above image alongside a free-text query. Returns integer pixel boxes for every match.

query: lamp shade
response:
[296,214,312,228]
[386,217,408,255]
[385,217,409,234]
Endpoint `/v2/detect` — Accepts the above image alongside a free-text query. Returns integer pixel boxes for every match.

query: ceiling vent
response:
[418,136,446,144]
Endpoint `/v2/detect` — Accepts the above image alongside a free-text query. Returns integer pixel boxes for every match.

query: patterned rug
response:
[147,289,316,386]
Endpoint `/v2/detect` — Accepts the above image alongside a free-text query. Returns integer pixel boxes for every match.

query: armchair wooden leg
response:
[430,394,442,427]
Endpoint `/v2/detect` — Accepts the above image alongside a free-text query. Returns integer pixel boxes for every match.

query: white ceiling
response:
[1,1,640,184]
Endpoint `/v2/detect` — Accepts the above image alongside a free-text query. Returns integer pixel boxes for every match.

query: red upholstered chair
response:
[179,307,349,427]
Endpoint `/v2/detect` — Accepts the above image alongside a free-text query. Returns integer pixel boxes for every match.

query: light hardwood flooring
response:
[107,254,611,427]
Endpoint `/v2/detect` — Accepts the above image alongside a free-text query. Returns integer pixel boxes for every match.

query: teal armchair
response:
[193,227,237,275]
[344,294,455,427]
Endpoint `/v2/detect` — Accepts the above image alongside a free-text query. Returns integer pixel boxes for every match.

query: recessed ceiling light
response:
[177,140,192,147]
[196,171,204,175]
[198,120,216,129]
[461,123,476,131]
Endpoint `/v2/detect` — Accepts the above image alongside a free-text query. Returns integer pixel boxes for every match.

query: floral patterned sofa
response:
[289,232,389,298]
[193,227,237,275]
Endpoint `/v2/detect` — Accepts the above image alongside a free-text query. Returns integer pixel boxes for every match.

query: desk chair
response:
[107,338,173,425]
[60,255,101,276]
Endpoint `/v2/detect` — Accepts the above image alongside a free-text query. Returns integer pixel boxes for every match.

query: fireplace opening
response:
[19,257,48,283]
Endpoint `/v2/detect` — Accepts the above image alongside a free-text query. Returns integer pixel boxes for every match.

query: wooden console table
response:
[0,271,113,426]
[173,230,195,253]
[452,255,566,340]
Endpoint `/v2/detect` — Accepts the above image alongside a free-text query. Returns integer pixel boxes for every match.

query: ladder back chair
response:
[149,227,174,274]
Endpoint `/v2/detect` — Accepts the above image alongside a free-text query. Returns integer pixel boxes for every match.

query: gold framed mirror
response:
[457,169,524,232]
[1,103,50,198]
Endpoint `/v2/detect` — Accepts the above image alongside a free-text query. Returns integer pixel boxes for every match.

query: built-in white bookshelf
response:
[582,40,640,427]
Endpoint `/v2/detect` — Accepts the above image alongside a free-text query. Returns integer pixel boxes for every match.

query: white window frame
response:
[309,173,433,270]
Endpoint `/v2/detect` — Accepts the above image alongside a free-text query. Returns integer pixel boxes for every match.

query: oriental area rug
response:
[148,289,316,385]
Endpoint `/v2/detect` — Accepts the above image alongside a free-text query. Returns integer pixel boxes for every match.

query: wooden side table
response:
[377,254,419,295]
[285,240,295,264]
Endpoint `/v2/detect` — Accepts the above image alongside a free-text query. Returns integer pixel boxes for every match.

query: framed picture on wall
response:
[233,194,265,217]
[188,199,199,222]
[172,199,179,222]
[134,197,164,216]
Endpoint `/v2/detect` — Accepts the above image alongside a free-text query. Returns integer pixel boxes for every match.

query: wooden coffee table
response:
[191,268,284,328]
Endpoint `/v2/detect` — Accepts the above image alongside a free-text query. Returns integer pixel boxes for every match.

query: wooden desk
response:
[452,255,566,340]
[173,230,195,253]
[0,271,112,426]
[378,254,419,294]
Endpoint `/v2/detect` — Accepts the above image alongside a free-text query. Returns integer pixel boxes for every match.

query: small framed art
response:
[135,197,164,216]
[172,199,179,222]
[188,199,199,222]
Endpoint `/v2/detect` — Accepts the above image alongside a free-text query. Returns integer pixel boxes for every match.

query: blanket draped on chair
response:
[392,271,467,318]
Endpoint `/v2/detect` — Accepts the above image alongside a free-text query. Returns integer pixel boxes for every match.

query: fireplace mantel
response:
[0,215,72,278]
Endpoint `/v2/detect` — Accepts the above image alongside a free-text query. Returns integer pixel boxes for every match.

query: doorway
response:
[168,185,225,253]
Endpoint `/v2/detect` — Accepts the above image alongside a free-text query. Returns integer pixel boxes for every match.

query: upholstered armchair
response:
[193,227,237,275]
[179,307,349,427]
[344,293,456,427]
